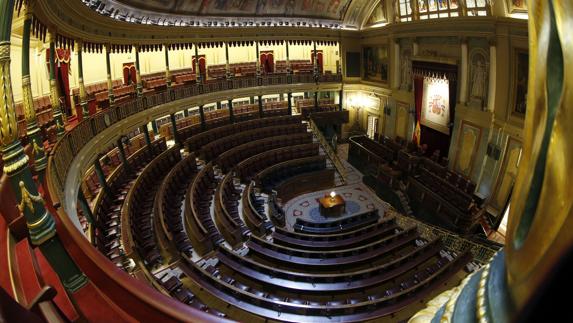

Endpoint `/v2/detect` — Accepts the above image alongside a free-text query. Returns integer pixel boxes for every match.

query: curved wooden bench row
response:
[93,140,167,267]
[182,251,471,322]
[201,123,308,162]
[217,238,443,292]
[214,173,251,247]
[293,209,381,235]
[241,182,273,236]
[255,155,327,192]
[155,153,198,258]
[273,169,336,203]
[217,132,313,173]
[236,143,320,183]
[273,216,397,250]
[246,226,418,268]
[122,146,181,268]
[186,115,302,152]
[184,163,223,255]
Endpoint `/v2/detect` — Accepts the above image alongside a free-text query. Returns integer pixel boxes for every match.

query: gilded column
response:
[76,41,89,118]
[48,31,65,138]
[487,39,497,112]
[21,4,47,179]
[459,37,469,104]
[134,45,142,96]
[164,44,171,87]
[1,0,87,292]
[105,44,114,104]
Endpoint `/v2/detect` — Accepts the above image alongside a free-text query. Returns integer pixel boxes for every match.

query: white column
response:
[394,40,400,89]
[487,43,497,112]
[459,40,468,104]
[413,39,419,56]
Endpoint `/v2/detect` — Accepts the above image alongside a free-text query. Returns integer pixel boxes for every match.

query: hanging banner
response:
[421,76,450,134]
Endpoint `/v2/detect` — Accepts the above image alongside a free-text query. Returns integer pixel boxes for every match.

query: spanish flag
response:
[413,121,421,146]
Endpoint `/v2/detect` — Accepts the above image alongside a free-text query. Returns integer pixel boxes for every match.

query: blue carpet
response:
[308,201,361,221]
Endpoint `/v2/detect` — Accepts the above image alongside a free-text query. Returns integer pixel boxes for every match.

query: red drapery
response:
[47,48,72,116]
[123,63,136,85]
[311,50,324,73]
[192,56,206,78]
[259,51,274,74]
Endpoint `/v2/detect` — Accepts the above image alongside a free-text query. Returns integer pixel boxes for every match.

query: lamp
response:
[330,191,336,201]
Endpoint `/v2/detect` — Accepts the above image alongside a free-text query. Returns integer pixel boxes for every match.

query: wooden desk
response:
[319,194,346,217]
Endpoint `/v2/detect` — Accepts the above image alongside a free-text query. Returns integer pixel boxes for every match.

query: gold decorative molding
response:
[17,181,44,215]
[0,41,18,146]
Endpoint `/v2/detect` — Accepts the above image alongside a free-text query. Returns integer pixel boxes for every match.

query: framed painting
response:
[505,0,527,13]
[490,136,522,212]
[511,49,529,118]
[454,121,482,177]
[363,46,389,83]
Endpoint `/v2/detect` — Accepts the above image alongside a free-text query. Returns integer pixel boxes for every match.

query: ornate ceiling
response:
[112,0,353,20]
[81,0,380,29]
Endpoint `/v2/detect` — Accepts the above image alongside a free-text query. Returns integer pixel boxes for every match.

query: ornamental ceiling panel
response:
[110,0,353,20]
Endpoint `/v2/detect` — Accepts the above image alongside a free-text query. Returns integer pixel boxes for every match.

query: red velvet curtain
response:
[123,63,136,85]
[259,52,274,74]
[192,56,206,78]
[47,49,72,116]
[311,51,324,73]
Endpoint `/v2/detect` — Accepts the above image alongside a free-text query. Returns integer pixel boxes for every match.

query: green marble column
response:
[1,0,87,292]
[93,157,110,194]
[228,99,234,123]
[21,5,47,180]
[313,41,319,82]
[170,113,179,144]
[134,45,142,96]
[285,41,291,74]
[314,91,319,109]
[48,32,65,138]
[255,41,261,78]
[199,105,206,131]
[76,41,89,118]
[258,95,263,118]
[116,138,129,170]
[164,45,171,87]
[183,108,189,118]
[339,89,343,112]
[105,44,114,104]
[141,124,152,147]
[194,44,202,84]
[225,42,231,80]
[287,92,292,115]
[151,119,158,135]
[77,189,94,225]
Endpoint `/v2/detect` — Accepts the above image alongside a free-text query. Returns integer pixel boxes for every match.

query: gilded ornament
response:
[17,181,44,215]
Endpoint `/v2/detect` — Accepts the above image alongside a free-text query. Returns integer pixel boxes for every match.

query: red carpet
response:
[34,248,80,321]
[0,214,13,298]
[72,282,136,323]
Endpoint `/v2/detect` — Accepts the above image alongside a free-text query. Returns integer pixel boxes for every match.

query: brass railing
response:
[394,213,501,264]
[308,117,346,185]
